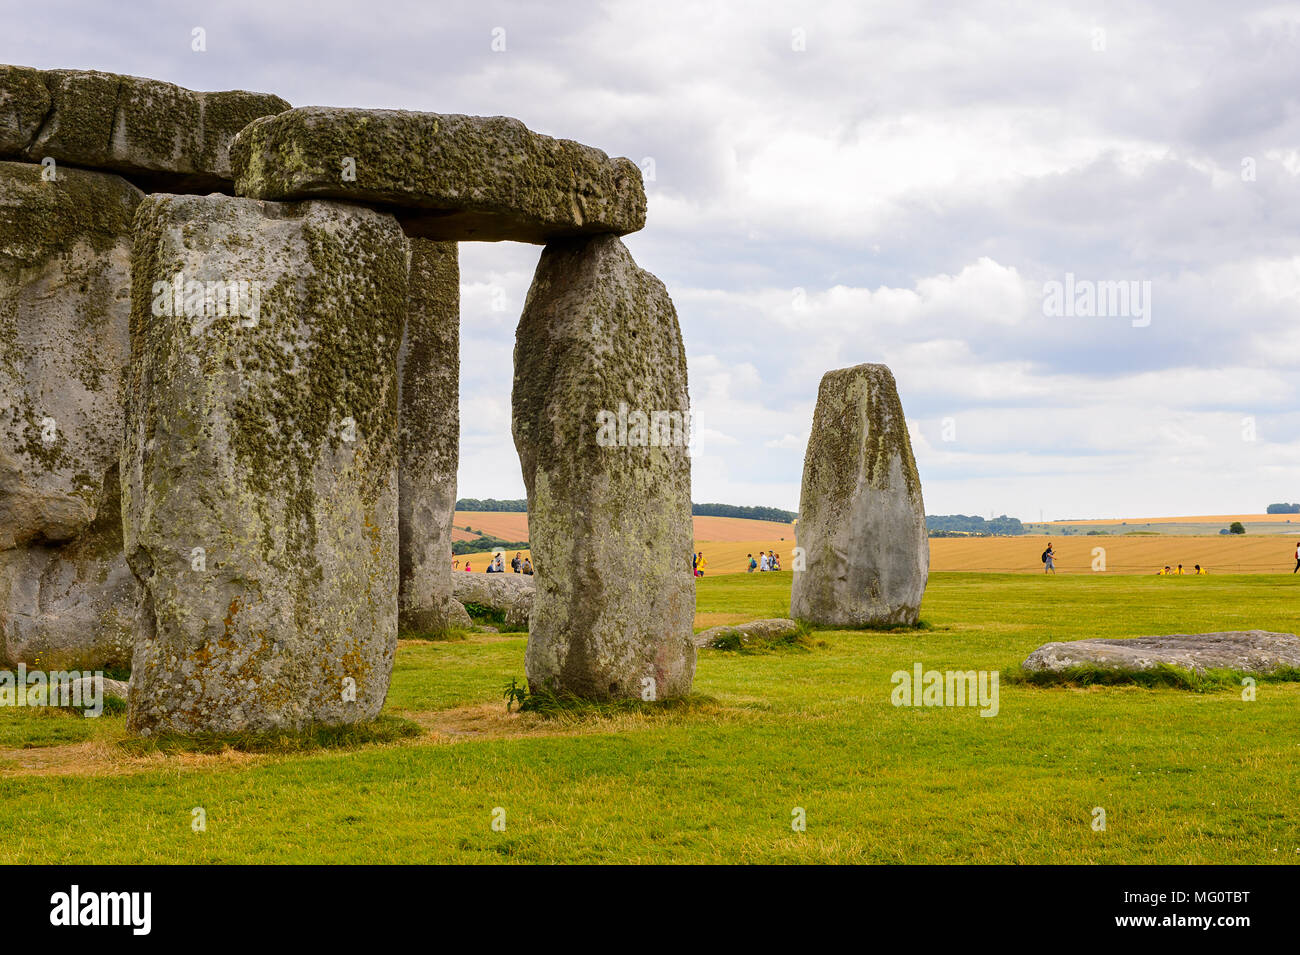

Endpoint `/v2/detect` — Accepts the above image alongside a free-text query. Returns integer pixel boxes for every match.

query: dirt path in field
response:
[0,700,748,778]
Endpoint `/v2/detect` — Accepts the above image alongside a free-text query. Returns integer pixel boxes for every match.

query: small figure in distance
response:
[747,553,756,573]
[1194,564,1206,574]
[464,561,472,572]
[1293,541,1300,573]
[1159,565,1171,575]
[511,551,522,573]
[1175,563,1184,575]
[772,552,781,571]
[759,551,769,572]
[522,557,534,575]
[1041,542,1056,574]
[695,551,706,577]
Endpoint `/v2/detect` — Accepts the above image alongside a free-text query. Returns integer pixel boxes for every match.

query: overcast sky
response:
[7,0,1300,519]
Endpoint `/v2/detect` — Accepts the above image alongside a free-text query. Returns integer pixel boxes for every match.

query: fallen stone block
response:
[1022,631,1300,675]
[692,618,801,649]
[451,571,534,631]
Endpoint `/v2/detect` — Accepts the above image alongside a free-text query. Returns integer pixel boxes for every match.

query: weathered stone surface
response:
[790,363,928,628]
[0,65,48,156]
[1023,631,1300,674]
[451,570,534,631]
[398,239,461,635]
[0,64,290,191]
[0,161,141,668]
[123,193,407,735]
[232,107,646,243]
[513,235,694,700]
[692,617,800,649]
[0,489,135,671]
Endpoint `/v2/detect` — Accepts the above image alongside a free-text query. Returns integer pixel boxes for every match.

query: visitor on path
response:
[1175,564,1184,575]
[464,561,472,572]
[759,552,770,572]
[1195,564,1206,574]
[1041,542,1056,574]
[695,552,707,577]
[522,557,534,575]
[772,552,781,571]
[1293,541,1300,573]
[511,552,522,573]
[747,554,757,573]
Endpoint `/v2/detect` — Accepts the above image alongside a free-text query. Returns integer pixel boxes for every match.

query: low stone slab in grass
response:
[451,572,534,631]
[1022,631,1300,675]
[231,107,645,242]
[693,618,801,649]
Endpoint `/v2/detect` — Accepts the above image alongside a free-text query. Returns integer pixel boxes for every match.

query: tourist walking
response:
[1041,542,1056,574]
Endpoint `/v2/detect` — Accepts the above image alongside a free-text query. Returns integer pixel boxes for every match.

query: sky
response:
[6,0,1300,520]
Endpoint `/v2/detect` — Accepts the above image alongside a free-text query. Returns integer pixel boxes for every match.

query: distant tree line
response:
[455,498,798,523]
[926,514,1025,536]
[1266,503,1300,514]
[455,498,528,512]
[691,502,796,523]
[451,533,530,555]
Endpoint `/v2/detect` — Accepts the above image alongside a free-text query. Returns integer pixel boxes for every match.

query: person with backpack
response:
[511,552,522,573]
[747,554,757,573]
[1041,542,1056,574]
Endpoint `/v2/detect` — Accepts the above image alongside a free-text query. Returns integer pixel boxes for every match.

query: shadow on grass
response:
[1005,662,1300,692]
[117,714,422,756]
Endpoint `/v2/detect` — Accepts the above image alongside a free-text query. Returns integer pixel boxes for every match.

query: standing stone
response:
[124,194,407,735]
[513,235,694,700]
[399,239,469,634]
[0,161,142,668]
[790,363,928,627]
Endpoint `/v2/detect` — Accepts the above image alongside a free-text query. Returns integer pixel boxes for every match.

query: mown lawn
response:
[1,572,1298,864]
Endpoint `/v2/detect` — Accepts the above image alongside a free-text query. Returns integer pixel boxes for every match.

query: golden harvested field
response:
[451,511,794,544]
[931,534,1296,574]
[456,534,1299,575]
[1043,513,1297,526]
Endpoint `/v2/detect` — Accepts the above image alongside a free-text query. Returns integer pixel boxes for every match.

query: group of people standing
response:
[746,551,782,572]
[454,551,534,574]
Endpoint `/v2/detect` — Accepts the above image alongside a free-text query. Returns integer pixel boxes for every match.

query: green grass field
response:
[2,572,1298,864]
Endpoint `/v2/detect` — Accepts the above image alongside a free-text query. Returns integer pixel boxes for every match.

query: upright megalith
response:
[231,107,646,242]
[790,363,928,628]
[123,193,407,735]
[398,239,468,634]
[513,235,695,700]
[0,161,142,668]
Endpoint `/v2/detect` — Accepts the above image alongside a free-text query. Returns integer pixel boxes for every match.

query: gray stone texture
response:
[0,161,142,668]
[123,193,406,734]
[1023,631,1300,674]
[231,107,645,242]
[398,239,462,635]
[0,64,290,191]
[790,363,928,628]
[512,235,694,699]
